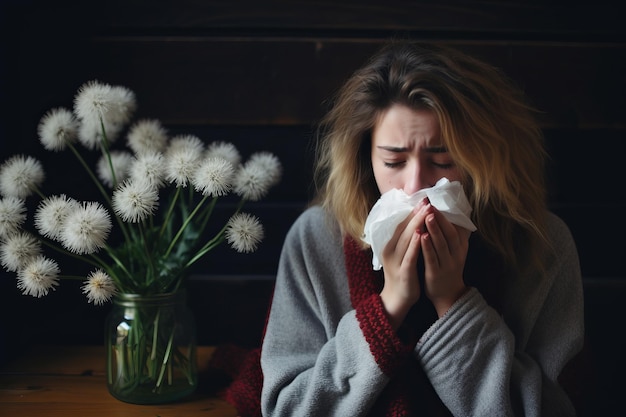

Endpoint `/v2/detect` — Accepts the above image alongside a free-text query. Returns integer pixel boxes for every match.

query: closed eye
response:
[384,161,406,168]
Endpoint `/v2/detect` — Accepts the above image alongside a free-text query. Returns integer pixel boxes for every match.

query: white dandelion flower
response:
[34,194,79,241]
[225,212,264,253]
[192,157,234,197]
[17,255,60,298]
[60,201,111,255]
[73,80,136,127]
[97,150,133,188]
[165,146,202,188]
[127,119,168,154]
[112,180,159,223]
[73,80,112,121]
[0,231,41,272]
[247,151,282,187]
[37,107,79,151]
[233,162,272,202]
[0,196,26,239]
[0,155,45,199]
[165,134,204,157]
[129,151,166,189]
[205,141,241,168]
[81,269,116,305]
[109,85,137,125]
[77,116,123,150]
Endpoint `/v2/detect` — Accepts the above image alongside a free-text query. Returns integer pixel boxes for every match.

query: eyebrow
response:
[376,145,448,153]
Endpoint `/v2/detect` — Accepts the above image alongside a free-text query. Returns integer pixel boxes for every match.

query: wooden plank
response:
[3,0,625,37]
[0,376,235,416]
[4,38,624,144]
[0,345,216,375]
[0,345,237,416]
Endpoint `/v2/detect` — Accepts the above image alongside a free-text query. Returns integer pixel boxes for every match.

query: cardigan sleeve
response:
[415,212,584,416]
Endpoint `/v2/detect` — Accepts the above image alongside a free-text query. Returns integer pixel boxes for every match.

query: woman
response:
[260,41,584,416]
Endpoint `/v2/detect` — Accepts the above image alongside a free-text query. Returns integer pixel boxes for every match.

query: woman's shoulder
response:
[280,205,348,284]
[283,205,344,259]
[542,211,581,276]
[289,205,340,240]
[545,211,576,248]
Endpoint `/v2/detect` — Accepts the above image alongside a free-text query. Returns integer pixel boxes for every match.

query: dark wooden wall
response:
[1,1,624,414]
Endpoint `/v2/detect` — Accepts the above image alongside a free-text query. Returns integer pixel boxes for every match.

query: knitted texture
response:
[208,343,263,417]
[343,236,413,376]
[343,236,451,417]
[224,347,263,417]
[355,293,412,376]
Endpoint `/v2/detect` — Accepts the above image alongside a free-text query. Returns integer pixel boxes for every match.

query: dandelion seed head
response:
[192,157,234,197]
[112,180,159,223]
[109,85,137,124]
[0,232,41,272]
[73,80,136,127]
[129,151,166,189]
[165,134,204,157]
[0,155,45,199]
[37,107,79,151]
[60,201,111,255]
[82,269,116,305]
[165,147,201,188]
[225,212,264,253]
[77,117,123,150]
[0,196,26,239]
[247,151,282,187]
[205,141,241,168]
[34,194,79,241]
[234,163,272,201]
[127,119,168,154]
[17,255,60,298]
[74,80,112,121]
[97,150,133,188]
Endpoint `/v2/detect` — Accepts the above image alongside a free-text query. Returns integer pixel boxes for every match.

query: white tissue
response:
[362,177,477,270]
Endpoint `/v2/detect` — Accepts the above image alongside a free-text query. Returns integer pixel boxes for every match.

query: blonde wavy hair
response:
[313,41,550,272]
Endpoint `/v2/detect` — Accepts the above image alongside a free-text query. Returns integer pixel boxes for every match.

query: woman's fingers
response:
[421,208,471,316]
[383,200,431,261]
[379,200,433,327]
[424,209,470,261]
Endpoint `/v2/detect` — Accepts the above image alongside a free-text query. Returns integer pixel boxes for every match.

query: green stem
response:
[155,327,176,389]
[197,195,219,232]
[158,187,181,241]
[137,220,156,284]
[183,198,246,270]
[163,194,210,258]
[67,142,131,243]
[151,309,160,361]
[98,118,119,188]
[39,239,103,269]
[95,250,134,289]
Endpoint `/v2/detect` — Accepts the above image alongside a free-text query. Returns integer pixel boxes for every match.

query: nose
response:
[403,162,431,194]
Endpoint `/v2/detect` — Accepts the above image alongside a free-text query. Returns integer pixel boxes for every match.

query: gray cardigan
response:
[261,206,584,416]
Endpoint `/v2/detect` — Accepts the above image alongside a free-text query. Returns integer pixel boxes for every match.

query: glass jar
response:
[105,290,197,404]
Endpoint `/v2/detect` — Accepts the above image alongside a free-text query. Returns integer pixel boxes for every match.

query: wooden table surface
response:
[0,345,239,416]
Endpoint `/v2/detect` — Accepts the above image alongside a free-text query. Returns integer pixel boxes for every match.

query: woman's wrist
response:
[431,286,468,318]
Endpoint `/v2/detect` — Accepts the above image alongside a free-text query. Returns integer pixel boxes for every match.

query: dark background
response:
[1,1,624,415]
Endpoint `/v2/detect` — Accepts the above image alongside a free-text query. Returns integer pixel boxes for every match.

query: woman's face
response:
[371,104,461,195]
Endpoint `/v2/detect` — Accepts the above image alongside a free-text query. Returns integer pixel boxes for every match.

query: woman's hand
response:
[379,198,432,330]
[421,208,471,317]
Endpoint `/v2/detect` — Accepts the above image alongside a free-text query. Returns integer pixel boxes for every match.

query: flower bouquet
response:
[0,80,282,403]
